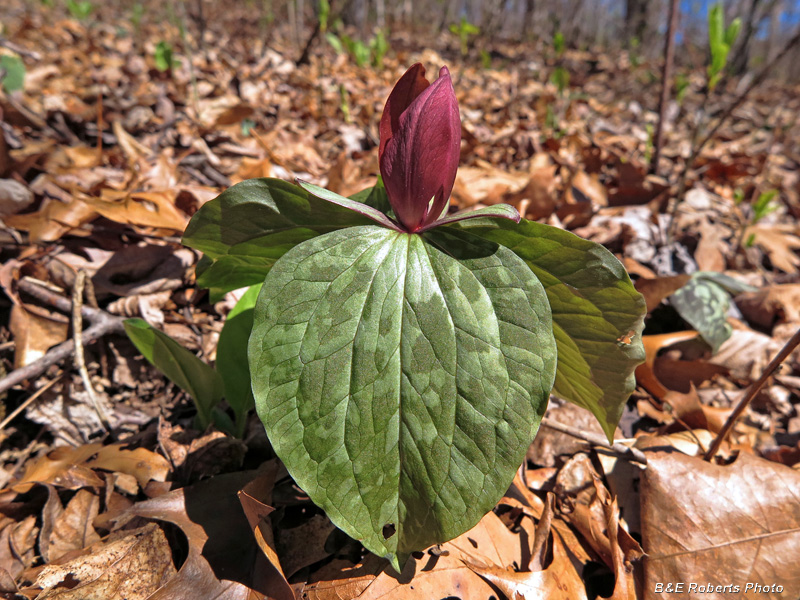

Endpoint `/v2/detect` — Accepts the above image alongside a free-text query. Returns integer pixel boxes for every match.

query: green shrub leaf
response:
[452,218,646,440]
[182,178,375,299]
[249,226,556,571]
[124,318,224,428]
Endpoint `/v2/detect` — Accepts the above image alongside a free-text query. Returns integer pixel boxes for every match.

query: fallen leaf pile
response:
[1,0,800,598]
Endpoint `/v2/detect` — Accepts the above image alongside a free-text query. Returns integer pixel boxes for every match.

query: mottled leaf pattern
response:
[452,218,646,440]
[249,226,556,570]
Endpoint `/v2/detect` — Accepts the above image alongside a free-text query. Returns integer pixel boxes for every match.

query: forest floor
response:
[1,1,800,599]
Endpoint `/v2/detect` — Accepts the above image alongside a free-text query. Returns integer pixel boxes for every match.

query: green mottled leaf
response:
[124,318,223,428]
[249,226,555,571]
[182,178,375,298]
[669,272,749,353]
[216,284,261,437]
[451,218,646,440]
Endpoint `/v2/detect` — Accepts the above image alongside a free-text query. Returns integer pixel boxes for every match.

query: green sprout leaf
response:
[453,218,646,440]
[124,318,224,429]
[249,226,556,571]
[216,284,262,437]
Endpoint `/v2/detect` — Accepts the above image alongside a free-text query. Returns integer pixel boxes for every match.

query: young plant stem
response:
[650,0,680,176]
[540,417,648,464]
[704,325,800,461]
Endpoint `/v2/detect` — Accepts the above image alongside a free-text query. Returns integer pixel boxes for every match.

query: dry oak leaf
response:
[642,451,800,599]
[32,523,175,600]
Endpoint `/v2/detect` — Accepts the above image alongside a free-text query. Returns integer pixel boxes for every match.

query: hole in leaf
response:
[382,523,396,539]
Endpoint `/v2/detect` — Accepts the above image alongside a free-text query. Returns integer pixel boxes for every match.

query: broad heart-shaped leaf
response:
[124,318,224,428]
[182,178,375,300]
[452,218,646,440]
[216,284,262,437]
[249,225,556,571]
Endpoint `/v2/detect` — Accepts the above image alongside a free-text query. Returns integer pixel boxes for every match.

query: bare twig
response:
[0,37,42,60]
[540,417,648,465]
[651,0,680,176]
[0,376,63,432]
[72,271,112,432]
[0,279,125,398]
[704,325,800,461]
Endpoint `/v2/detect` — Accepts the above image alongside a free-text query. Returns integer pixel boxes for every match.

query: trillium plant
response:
[141,63,645,571]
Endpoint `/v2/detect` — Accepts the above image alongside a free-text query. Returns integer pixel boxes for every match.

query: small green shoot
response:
[370,29,388,69]
[66,0,93,20]
[707,3,741,91]
[154,40,179,72]
[553,31,565,57]
[479,49,492,69]
[551,66,570,96]
[449,17,479,57]
[318,0,330,33]
[751,189,780,224]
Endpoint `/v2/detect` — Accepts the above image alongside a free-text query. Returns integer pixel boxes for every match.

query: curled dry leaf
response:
[642,451,800,598]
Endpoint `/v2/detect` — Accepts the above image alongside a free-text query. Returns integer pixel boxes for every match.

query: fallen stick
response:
[540,417,648,465]
[0,279,125,398]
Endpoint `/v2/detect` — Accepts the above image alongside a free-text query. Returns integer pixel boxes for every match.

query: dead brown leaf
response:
[642,451,800,598]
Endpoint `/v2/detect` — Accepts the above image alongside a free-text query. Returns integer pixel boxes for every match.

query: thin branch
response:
[651,0,680,176]
[704,325,800,461]
[0,376,63,432]
[0,279,125,398]
[540,417,648,465]
[72,270,112,432]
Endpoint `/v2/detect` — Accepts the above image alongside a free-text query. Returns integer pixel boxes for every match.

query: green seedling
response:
[154,40,179,72]
[66,0,93,19]
[707,3,741,91]
[449,16,479,57]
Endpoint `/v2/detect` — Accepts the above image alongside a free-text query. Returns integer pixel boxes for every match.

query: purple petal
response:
[379,63,429,162]
[380,66,461,232]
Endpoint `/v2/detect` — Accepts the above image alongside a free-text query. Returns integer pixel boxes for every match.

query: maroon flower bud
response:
[379,64,461,232]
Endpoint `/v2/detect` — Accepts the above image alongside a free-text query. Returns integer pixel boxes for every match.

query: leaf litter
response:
[0,0,800,598]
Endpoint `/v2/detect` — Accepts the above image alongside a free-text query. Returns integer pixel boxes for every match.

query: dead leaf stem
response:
[704,325,800,460]
[540,417,648,465]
